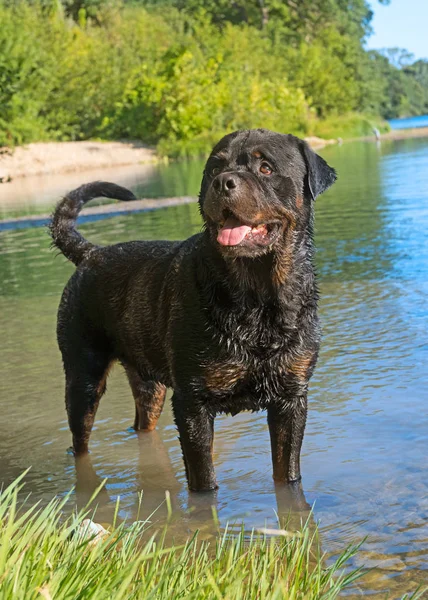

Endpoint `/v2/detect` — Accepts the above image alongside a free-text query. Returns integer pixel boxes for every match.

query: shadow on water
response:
[1,138,428,596]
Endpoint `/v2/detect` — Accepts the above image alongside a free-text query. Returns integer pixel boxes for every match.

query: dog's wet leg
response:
[267,394,308,484]
[172,393,217,492]
[125,367,166,431]
[64,352,111,455]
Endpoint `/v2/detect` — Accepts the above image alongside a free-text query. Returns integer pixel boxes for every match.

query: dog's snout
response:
[213,173,239,194]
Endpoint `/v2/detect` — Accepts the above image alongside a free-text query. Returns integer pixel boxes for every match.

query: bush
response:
[311,113,390,140]
[103,18,310,156]
[0,1,63,145]
[0,1,424,155]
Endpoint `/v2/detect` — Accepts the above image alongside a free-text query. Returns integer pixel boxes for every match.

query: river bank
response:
[0,137,334,183]
[0,140,157,183]
[355,126,428,143]
[1,127,428,185]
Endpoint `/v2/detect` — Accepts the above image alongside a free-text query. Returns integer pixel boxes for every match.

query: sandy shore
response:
[304,136,337,150]
[2,127,426,184]
[0,137,336,183]
[0,140,157,182]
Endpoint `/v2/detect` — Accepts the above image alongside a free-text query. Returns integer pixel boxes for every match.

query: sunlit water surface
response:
[1,138,428,597]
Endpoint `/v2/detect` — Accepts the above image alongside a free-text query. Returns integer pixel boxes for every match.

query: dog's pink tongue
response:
[217,216,251,246]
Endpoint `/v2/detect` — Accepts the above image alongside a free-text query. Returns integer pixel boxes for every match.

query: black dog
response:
[50,129,336,492]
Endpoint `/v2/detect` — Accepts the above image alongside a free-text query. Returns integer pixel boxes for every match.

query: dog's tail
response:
[49,181,136,266]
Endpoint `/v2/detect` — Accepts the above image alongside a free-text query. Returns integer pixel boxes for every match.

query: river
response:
[1,136,427,597]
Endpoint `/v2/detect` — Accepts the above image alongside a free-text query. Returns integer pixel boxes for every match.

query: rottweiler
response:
[50,129,336,492]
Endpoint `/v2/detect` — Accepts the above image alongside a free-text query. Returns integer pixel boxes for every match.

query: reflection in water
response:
[1,138,428,597]
[74,423,311,540]
[0,158,205,218]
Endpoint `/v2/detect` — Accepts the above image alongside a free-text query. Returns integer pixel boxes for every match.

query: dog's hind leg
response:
[125,367,166,431]
[64,350,112,455]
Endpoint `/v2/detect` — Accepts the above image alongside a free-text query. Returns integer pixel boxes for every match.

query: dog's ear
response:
[298,140,337,201]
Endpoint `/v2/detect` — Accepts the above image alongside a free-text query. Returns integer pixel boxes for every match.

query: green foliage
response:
[0,473,369,599]
[140,0,379,40]
[104,19,309,156]
[0,0,426,155]
[360,50,428,119]
[284,27,363,117]
[0,2,62,145]
[403,59,428,115]
[311,113,389,139]
[62,0,123,23]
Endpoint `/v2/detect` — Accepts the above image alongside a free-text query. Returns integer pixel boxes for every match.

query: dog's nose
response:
[213,173,239,194]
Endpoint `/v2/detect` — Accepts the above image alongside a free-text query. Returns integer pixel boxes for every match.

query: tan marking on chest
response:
[272,231,294,287]
[287,354,314,381]
[204,362,247,392]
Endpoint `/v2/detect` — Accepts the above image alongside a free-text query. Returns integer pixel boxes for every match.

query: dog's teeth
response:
[250,224,267,235]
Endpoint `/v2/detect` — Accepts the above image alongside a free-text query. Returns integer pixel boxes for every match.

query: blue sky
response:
[366,0,428,60]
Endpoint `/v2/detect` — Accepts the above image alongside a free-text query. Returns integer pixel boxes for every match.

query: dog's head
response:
[199,129,337,258]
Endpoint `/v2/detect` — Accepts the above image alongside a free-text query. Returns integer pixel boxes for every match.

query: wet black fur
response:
[50,129,337,492]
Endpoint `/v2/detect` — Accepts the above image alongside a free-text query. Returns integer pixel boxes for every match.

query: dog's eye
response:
[211,167,221,176]
[260,163,272,175]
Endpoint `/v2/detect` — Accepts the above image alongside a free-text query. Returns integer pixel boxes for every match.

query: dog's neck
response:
[199,229,315,309]
[196,230,317,351]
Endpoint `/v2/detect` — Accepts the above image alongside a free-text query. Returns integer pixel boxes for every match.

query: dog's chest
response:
[203,359,248,394]
[199,297,305,405]
[202,348,288,399]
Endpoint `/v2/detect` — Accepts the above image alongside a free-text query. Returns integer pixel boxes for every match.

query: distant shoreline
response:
[1,128,427,184]
[0,136,334,183]
[354,126,428,143]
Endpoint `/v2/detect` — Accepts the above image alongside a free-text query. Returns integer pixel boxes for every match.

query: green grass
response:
[0,474,363,599]
[310,113,390,140]
[0,473,422,600]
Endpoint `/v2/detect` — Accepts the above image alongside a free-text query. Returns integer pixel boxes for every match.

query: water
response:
[1,137,428,597]
[0,159,205,218]
[389,114,428,130]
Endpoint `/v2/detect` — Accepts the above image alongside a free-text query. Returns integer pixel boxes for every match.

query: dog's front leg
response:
[267,394,307,484]
[172,393,218,492]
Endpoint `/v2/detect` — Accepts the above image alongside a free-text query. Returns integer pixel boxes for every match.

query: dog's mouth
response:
[216,210,281,247]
